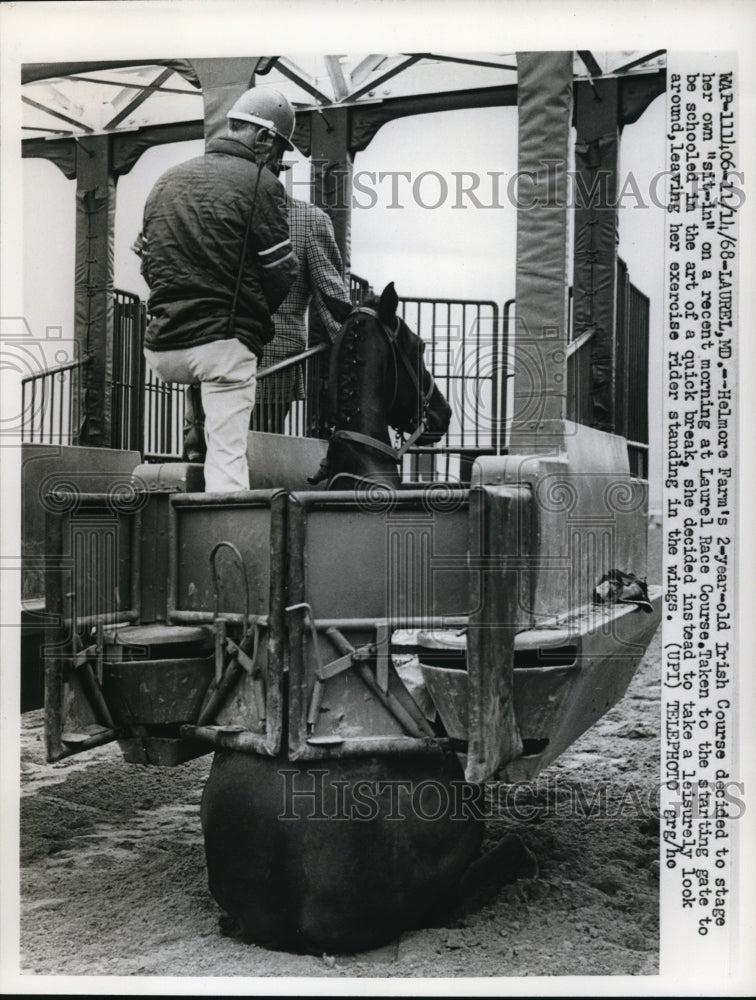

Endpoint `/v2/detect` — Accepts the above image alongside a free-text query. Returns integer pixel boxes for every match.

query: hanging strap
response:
[331,428,399,460]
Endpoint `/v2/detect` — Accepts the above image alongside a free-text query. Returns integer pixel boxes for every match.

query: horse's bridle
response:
[331,306,437,462]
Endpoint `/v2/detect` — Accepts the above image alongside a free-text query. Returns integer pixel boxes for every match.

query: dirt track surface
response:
[18,531,663,981]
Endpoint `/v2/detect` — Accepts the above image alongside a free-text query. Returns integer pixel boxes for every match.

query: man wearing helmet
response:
[141,88,299,492]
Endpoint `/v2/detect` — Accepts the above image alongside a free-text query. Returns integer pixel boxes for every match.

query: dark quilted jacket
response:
[141,136,298,360]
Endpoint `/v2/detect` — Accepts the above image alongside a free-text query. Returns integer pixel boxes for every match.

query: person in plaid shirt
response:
[253,193,352,433]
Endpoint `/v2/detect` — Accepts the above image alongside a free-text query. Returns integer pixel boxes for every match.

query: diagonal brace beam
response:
[105,67,174,130]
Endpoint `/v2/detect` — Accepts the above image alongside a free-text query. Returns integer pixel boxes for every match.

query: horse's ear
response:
[378,282,399,325]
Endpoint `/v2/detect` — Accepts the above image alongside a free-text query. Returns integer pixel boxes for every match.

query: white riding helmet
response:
[226,87,296,151]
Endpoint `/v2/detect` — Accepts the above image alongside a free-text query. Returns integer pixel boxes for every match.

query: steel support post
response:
[188,58,262,144]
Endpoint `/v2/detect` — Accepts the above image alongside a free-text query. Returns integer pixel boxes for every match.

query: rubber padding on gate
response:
[510,51,573,449]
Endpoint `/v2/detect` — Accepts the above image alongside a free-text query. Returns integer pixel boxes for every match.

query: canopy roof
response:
[22,50,666,141]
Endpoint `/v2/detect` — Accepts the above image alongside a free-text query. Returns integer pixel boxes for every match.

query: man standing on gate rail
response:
[181,158,353,446]
[140,88,298,492]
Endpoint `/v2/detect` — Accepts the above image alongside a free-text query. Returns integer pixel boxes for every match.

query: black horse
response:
[313,282,452,489]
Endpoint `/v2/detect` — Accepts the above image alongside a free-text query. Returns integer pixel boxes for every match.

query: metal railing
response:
[616,259,650,479]
[397,297,502,482]
[253,344,329,439]
[349,272,372,306]
[111,290,146,450]
[21,355,88,445]
[140,343,331,458]
[564,259,650,477]
[566,327,594,427]
[143,367,185,460]
[18,283,508,477]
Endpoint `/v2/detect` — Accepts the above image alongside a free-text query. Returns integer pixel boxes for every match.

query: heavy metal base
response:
[200,749,484,954]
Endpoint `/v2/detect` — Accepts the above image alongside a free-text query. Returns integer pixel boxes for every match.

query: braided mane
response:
[332,316,365,426]
[327,308,387,429]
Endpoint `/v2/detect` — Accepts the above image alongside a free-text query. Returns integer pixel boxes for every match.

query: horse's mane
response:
[327,304,383,428]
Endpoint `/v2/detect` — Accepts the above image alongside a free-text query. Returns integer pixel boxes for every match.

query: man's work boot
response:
[183,383,207,463]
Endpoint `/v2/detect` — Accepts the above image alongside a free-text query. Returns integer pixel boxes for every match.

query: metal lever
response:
[198,624,264,727]
[285,603,329,733]
[325,627,434,738]
[225,630,265,721]
[285,603,377,734]
[375,621,390,694]
[203,542,266,725]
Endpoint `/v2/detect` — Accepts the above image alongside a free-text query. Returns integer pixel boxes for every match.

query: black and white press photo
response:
[0,1,753,995]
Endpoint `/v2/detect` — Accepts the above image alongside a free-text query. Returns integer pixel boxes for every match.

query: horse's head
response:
[316,283,451,489]
[373,283,452,444]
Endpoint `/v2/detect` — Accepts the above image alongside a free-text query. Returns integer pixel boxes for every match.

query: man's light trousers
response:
[144,339,257,493]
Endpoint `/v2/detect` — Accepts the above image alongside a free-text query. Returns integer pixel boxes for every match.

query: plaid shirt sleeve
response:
[258,199,350,405]
[304,206,351,341]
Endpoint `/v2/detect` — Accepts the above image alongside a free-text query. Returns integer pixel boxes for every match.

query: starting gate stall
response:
[22,49,665,951]
[43,433,661,781]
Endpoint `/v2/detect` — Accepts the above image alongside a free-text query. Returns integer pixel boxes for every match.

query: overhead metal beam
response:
[105,67,174,130]
[324,55,349,101]
[612,49,666,74]
[21,94,93,133]
[23,120,205,178]
[64,74,200,96]
[110,120,205,174]
[22,125,73,134]
[344,54,422,103]
[23,82,520,159]
[274,57,332,106]
[253,56,280,75]
[43,81,86,118]
[350,54,387,88]
[22,69,666,160]
[21,135,77,177]
[417,53,517,72]
[106,81,150,122]
[350,82,518,153]
[21,60,200,87]
[577,50,603,78]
